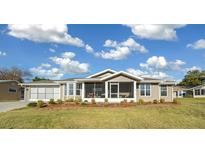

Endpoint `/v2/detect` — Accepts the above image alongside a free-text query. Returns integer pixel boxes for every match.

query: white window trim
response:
[160,85,168,97]
[68,83,74,96]
[140,83,151,97]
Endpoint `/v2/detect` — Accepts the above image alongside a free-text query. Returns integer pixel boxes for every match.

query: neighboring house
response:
[21,69,175,103]
[0,80,22,101]
[188,84,205,98]
[173,86,187,98]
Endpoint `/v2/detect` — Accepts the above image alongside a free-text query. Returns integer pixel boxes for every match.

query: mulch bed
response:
[42,102,179,110]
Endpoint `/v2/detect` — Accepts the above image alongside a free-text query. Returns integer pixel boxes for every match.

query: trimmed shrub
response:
[123,99,128,104]
[104,98,108,103]
[138,99,144,105]
[66,98,74,102]
[81,102,87,106]
[57,99,63,104]
[160,98,165,104]
[153,99,159,104]
[91,98,96,104]
[27,102,37,107]
[74,98,82,104]
[49,99,56,104]
[37,100,44,108]
[173,98,181,104]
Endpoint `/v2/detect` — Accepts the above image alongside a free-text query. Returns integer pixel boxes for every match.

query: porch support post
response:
[105,81,108,99]
[73,82,76,100]
[82,82,85,100]
[134,81,137,101]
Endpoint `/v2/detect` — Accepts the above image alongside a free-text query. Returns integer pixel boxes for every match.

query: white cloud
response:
[85,44,94,53]
[187,39,205,49]
[96,38,148,60]
[30,64,63,80]
[50,52,89,74]
[140,56,185,71]
[127,68,170,79]
[96,47,130,60]
[0,51,6,56]
[127,56,186,80]
[7,24,85,47]
[126,24,186,40]
[40,63,51,68]
[185,66,201,72]
[170,59,186,71]
[104,40,118,47]
[49,48,56,53]
[126,68,148,76]
[140,56,167,70]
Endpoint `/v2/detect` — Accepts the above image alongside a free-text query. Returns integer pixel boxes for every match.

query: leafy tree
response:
[0,67,31,83]
[179,70,205,87]
[32,76,50,82]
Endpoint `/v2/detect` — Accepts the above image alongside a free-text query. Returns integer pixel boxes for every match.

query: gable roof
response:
[86,69,117,78]
[101,71,143,81]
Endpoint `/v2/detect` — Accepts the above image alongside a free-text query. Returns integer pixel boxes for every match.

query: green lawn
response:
[0,98,205,128]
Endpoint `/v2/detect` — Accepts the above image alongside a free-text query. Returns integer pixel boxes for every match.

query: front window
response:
[140,84,151,96]
[195,89,200,95]
[201,89,205,95]
[76,83,82,96]
[68,83,74,95]
[64,84,67,96]
[9,87,17,93]
[161,85,167,96]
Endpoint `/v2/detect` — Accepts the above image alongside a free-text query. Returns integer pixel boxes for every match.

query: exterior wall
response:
[160,85,173,102]
[136,83,159,102]
[106,75,135,82]
[136,83,173,102]
[0,82,20,101]
[193,86,205,98]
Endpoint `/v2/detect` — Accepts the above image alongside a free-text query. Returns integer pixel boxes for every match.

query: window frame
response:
[8,87,17,93]
[140,83,151,97]
[68,83,74,96]
[160,85,168,96]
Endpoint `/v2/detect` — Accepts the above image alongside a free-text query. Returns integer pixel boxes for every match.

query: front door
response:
[110,83,119,98]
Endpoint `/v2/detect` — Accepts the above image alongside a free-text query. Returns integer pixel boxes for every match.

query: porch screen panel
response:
[85,83,94,98]
[119,82,133,98]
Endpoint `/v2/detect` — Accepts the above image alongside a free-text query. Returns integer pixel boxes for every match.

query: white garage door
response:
[30,86,60,100]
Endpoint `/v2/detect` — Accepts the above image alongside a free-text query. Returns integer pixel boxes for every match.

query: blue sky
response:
[0,24,204,81]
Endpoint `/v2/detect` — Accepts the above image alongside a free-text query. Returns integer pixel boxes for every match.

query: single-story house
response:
[0,80,22,101]
[173,86,187,98]
[21,69,175,103]
[188,84,205,98]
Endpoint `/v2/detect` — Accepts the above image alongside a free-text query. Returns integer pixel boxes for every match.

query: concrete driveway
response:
[0,101,28,112]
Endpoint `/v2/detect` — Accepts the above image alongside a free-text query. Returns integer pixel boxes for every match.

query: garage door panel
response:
[31,88,37,93]
[38,88,45,93]
[30,86,60,100]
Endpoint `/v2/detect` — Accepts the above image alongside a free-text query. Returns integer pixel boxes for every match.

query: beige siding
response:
[137,83,173,102]
[137,83,159,102]
[106,75,135,82]
[0,82,20,101]
[160,85,173,102]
